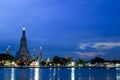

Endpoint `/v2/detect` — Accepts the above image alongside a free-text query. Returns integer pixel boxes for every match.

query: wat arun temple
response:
[15,27,31,62]
[15,27,42,63]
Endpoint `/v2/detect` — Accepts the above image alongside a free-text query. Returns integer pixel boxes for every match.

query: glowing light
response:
[23,27,26,31]
[57,64,60,66]
[30,61,35,66]
[71,68,75,80]
[49,63,52,66]
[35,61,39,67]
[34,68,39,80]
[71,62,75,66]
[116,63,120,67]
[12,61,15,65]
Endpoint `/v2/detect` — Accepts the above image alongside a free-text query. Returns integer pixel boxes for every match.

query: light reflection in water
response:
[116,68,120,80]
[71,67,75,80]
[89,69,92,80]
[49,68,52,80]
[57,68,60,80]
[106,69,110,80]
[88,69,94,80]
[11,68,15,80]
[29,68,33,80]
[53,68,56,80]
[78,74,81,80]
[34,68,39,80]
[78,71,81,80]
[1,67,118,80]
[49,68,60,80]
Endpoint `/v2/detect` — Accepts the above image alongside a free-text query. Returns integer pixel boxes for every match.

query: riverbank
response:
[0,66,120,69]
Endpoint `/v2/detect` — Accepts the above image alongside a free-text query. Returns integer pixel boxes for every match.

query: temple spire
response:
[22,27,26,39]
[6,45,10,55]
[38,46,42,62]
[33,49,36,61]
[16,27,31,62]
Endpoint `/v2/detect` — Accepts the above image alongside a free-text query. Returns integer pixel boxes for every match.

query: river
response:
[0,67,120,80]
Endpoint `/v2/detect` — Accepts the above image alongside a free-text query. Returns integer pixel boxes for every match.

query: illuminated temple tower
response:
[37,47,42,62]
[6,45,10,55]
[16,27,31,62]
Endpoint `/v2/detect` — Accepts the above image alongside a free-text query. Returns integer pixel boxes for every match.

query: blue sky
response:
[0,0,120,60]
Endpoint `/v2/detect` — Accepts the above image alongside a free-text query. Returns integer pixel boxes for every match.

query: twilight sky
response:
[0,0,120,60]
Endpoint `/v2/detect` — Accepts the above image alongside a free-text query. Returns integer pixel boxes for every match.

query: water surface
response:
[0,67,120,80]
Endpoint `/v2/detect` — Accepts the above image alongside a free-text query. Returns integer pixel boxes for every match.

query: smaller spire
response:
[33,49,36,61]
[33,49,36,52]
[37,46,42,62]
[6,48,9,52]
[8,45,10,48]
[6,45,10,55]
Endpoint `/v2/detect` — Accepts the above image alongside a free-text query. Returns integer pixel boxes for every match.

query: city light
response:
[35,61,39,67]
[71,62,75,67]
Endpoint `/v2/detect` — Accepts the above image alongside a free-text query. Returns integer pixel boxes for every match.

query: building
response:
[15,27,31,62]
[33,49,37,61]
[6,45,10,55]
[37,47,42,62]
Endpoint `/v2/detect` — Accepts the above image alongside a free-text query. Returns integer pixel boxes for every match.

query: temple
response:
[37,47,42,62]
[15,27,31,62]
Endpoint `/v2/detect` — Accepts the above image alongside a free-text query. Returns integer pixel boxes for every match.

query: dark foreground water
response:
[0,67,120,80]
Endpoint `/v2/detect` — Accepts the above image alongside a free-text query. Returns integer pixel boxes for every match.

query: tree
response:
[91,57,105,64]
[52,56,73,66]
[53,56,61,64]
[76,59,84,65]
[40,61,46,66]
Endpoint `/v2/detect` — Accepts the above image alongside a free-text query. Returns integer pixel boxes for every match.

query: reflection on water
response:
[34,68,39,80]
[49,68,52,80]
[0,68,117,80]
[20,69,27,80]
[29,68,33,80]
[78,73,81,80]
[57,68,60,80]
[49,68,60,80]
[89,69,92,80]
[116,68,120,80]
[71,67,75,80]
[106,69,110,80]
[11,68,15,80]
[88,69,94,80]
[53,68,56,80]
[4,69,9,80]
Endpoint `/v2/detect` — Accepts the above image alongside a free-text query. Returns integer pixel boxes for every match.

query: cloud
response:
[91,42,120,49]
[78,42,120,50]
[78,43,88,50]
[74,52,106,58]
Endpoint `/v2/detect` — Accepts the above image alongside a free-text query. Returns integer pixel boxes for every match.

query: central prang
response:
[15,27,31,64]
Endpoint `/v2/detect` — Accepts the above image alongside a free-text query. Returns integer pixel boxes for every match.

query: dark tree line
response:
[40,56,120,66]
[53,56,73,66]
[90,57,105,64]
